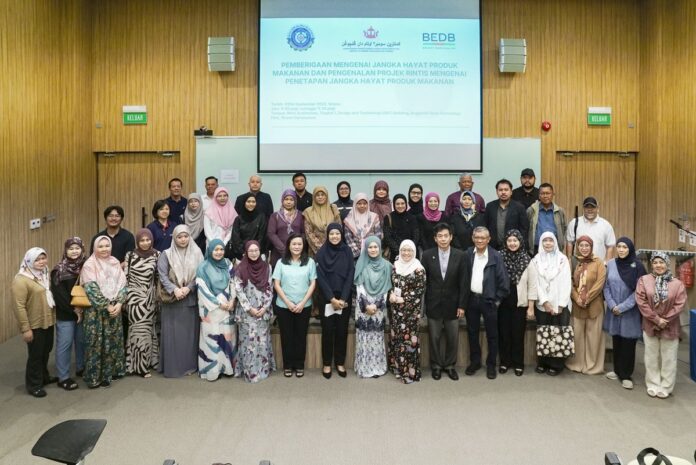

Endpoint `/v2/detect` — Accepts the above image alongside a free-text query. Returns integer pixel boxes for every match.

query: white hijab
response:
[533,231,564,282]
[165,224,204,286]
[17,247,55,308]
[394,240,424,277]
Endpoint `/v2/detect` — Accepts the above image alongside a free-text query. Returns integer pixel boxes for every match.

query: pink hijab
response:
[205,187,237,230]
[80,236,127,300]
[423,192,443,222]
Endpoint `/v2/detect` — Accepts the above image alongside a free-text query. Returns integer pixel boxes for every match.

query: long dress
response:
[124,251,160,375]
[196,266,237,381]
[388,268,426,383]
[83,283,127,386]
[234,273,275,382]
[355,284,388,377]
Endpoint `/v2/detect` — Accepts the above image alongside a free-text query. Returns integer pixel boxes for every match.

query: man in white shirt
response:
[463,226,510,379]
[565,197,616,261]
[202,176,219,211]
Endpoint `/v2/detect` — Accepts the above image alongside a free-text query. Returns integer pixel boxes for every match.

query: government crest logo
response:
[287,25,315,51]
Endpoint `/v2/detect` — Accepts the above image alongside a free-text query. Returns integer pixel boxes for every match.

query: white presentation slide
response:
[258,1,481,172]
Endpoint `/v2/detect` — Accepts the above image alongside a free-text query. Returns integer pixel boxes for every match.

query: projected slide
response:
[258,3,481,172]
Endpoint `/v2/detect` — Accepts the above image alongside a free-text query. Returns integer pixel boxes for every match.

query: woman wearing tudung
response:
[388,239,426,384]
[227,193,268,261]
[124,229,160,377]
[80,236,128,388]
[158,224,204,378]
[267,189,304,268]
[234,240,275,383]
[354,236,392,378]
[185,193,207,254]
[343,193,382,260]
[196,238,236,381]
[566,235,607,375]
[13,247,57,397]
[303,186,341,256]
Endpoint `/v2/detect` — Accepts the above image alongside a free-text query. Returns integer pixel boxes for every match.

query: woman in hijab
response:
[158,224,204,378]
[451,191,484,251]
[369,180,392,224]
[272,234,317,378]
[527,231,572,376]
[50,237,86,391]
[566,235,607,375]
[343,193,382,259]
[123,229,160,378]
[499,229,532,376]
[333,180,353,220]
[354,236,392,378]
[418,192,447,252]
[407,183,424,215]
[382,194,420,262]
[147,200,177,251]
[316,224,355,379]
[636,252,687,398]
[388,240,426,384]
[196,239,236,381]
[228,194,268,260]
[80,236,128,388]
[268,189,304,268]
[186,193,206,254]
[603,237,647,389]
[234,240,275,383]
[303,186,341,256]
[204,186,237,245]
[13,248,57,397]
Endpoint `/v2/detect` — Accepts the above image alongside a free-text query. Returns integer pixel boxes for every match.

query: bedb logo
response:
[422,33,456,43]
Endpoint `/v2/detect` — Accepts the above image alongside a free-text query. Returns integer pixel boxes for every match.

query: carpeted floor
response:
[0,334,694,465]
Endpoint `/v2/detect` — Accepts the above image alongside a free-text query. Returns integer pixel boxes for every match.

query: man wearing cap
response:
[565,197,616,261]
[444,173,486,216]
[526,182,567,254]
[512,168,539,210]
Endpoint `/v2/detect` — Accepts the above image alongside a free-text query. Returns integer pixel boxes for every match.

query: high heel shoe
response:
[322,367,332,379]
[336,366,347,378]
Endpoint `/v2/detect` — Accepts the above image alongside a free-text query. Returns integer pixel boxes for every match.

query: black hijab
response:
[615,237,647,291]
[315,223,354,294]
[390,194,419,238]
[335,181,352,204]
[408,183,424,215]
[238,192,261,222]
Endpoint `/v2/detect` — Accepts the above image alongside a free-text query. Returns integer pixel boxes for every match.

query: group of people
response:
[11,170,688,400]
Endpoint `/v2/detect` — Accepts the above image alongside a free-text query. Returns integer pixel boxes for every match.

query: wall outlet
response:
[30,218,41,230]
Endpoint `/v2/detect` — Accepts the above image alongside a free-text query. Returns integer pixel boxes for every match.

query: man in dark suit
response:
[422,223,469,381]
[463,226,510,379]
[234,174,274,218]
[484,178,529,250]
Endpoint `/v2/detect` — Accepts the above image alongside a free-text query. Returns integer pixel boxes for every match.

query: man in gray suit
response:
[422,223,469,380]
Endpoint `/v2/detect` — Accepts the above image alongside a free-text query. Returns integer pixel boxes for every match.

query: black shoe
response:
[487,367,497,380]
[336,367,347,378]
[322,367,332,379]
[547,368,560,377]
[29,388,47,398]
[465,363,481,376]
[535,366,546,374]
[446,368,459,381]
[431,368,442,380]
[514,368,524,377]
[57,378,79,391]
[498,366,508,374]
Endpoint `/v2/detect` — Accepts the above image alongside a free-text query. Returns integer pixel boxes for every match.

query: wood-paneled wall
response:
[0,1,96,343]
[4,0,696,342]
[638,0,696,251]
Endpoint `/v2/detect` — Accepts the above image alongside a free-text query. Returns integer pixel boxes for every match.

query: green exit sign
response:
[123,105,147,125]
[588,106,611,126]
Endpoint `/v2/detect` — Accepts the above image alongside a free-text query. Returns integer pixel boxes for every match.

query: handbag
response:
[535,308,575,358]
[70,277,91,308]
[156,268,179,304]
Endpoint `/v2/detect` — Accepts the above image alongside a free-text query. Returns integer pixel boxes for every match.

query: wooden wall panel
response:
[0,1,95,343]
[638,0,696,251]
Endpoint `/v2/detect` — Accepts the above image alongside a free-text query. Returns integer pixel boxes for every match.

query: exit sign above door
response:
[123,105,147,125]
[588,106,611,126]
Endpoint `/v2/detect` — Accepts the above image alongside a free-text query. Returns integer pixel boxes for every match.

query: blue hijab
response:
[196,239,232,295]
[353,236,392,296]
